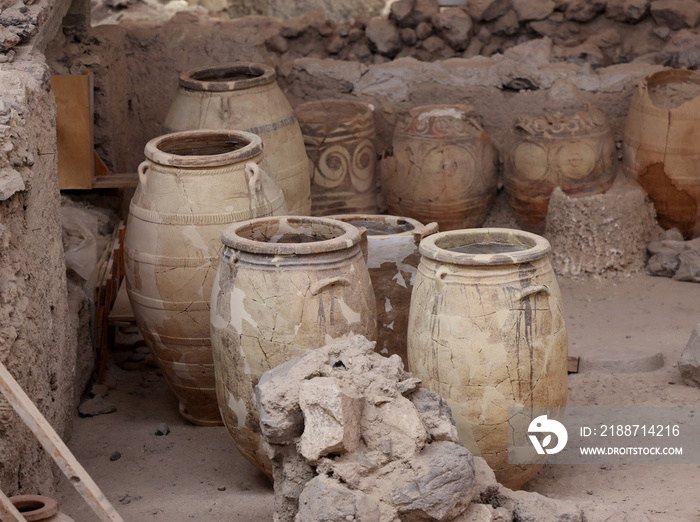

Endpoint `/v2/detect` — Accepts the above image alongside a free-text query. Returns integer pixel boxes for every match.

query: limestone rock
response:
[266,34,289,54]
[296,475,382,522]
[507,490,584,522]
[659,28,700,68]
[416,21,433,39]
[565,0,607,22]
[503,37,552,63]
[366,17,402,57]
[422,34,447,54]
[361,394,428,457]
[679,322,700,388]
[0,167,24,200]
[493,10,520,35]
[432,7,473,51]
[651,0,700,30]
[411,0,440,26]
[400,27,418,45]
[298,377,363,463]
[408,388,459,442]
[606,0,649,22]
[391,0,414,27]
[513,0,556,21]
[78,396,116,417]
[391,441,475,520]
[561,42,605,67]
[466,0,511,21]
[0,27,20,53]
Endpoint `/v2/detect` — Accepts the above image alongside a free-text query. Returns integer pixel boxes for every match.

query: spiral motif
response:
[314,145,351,189]
[350,139,376,193]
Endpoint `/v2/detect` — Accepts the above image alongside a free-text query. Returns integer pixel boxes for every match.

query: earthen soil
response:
[53,274,700,521]
[649,80,700,110]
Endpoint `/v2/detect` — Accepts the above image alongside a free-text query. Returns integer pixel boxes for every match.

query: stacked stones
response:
[0,4,41,63]
[264,0,700,71]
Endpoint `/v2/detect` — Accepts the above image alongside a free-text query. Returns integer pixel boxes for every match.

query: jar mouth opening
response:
[645,69,700,111]
[420,228,550,266]
[145,130,263,168]
[11,495,60,520]
[179,63,275,92]
[329,214,421,237]
[222,216,360,254]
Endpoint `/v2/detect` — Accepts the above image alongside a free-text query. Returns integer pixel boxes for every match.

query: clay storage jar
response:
[211,216,377,476]
[407,228,568,489]
[295,99,378,216]
[503,106,616,234]
[10,495,75,521]
[623,69,700,239]
[329,214,438,368]
[380,104,497,231]
[163,62,311,215]
[124,130,287,426]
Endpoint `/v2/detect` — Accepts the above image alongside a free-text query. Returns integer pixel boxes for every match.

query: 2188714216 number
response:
[599,425,681,437]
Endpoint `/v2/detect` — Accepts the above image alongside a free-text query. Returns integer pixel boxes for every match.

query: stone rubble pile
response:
[646,227,700,282]
[255,335,595,522]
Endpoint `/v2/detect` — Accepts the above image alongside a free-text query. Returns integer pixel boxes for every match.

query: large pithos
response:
[163,63,311,215]
[211,216,377,477]
[623,69,700,239]
[380,104,497,231]
[124,130,286,426]
[407,228,568,489]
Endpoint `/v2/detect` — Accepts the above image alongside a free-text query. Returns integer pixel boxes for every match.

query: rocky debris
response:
[513,0,556,22]
[606,0,650,22]
[366,17,402,57]
[650,0,700,30]
[432,7,473,51]
[78,396,117,417]
[492,10,520,35]
[155,422,170,436]
[565,0,607,22]
[0,167,24,201]
[679,322,700,388]
[110,451,121,461]
[646,228,700,282]
[466,0,511,22]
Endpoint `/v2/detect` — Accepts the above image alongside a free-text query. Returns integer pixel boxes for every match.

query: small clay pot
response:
[623,69,700,239]
[296,99,378,216]
[503,106,616,233]
[381,104,497,231]
[211,216,377,477]
[10,495,75,521]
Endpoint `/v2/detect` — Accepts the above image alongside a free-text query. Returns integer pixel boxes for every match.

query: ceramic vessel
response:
[407,228,568,489]
[623,69,700,239]
[163,62,311,215]
[381,104,497,231]
[504,106,616,234]
[211,216,377,476]
[296,99,378,216]
[10,495,75,521]
[124,130,287,425]
[329,214,437,368]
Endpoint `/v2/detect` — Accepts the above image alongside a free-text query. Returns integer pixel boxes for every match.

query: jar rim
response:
[179,63,276,92]
[328,214,423,239]
[222,216,361,255]
[418,228,550,266]
[144,129,263,168]
[10,495,60,521]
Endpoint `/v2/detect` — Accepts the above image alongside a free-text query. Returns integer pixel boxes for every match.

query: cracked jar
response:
[407,228,568,490]
[124,130,287,426]
[380,104,497,231]
[211,216,377,477]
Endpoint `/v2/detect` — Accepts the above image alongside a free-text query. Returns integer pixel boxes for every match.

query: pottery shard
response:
[679,322,700,388]
[606,0,649,22]
[651,0,700,30]
[298,377,363,463]
[391,441,475,521]
[432,8,473,50]
[408,388,459,443]
[466,0,511,21]
[365,17,402,57]
[565,0,606,22]
[296,475,382,522]
[513,0,556,21]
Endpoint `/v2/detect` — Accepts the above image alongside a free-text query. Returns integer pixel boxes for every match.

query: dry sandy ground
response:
[54,274,700,521]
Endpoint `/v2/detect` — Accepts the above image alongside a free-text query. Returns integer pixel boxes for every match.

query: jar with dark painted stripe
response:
[163,63,311,215]
[124,130,287,426]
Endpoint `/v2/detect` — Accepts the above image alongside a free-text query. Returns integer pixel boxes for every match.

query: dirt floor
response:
[53,273,700,521]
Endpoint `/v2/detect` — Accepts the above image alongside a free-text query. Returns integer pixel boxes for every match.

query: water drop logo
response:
[528,415,568,455]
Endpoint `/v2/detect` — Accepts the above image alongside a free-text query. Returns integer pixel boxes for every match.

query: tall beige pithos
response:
[211,216,377,476]
[407,228,568,489]
[329,214,437,368]
[124,130,287,426]
[163,63,311,215]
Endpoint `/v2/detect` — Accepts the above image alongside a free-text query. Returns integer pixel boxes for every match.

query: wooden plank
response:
[108,280,135,324]
[0,362,124,522]
[567,356,580,374]
[91,173,139,189]
[51,75,94,190]
[94,151,111,177]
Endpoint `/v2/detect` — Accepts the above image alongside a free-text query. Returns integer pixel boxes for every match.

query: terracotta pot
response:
[296,99,378,216]
[163,62,311,215]
[504,106,616,234]
[623,69,700,239]
[329,214,438,368]
[381,104,497,231]
[211,216,377,476]
[10,495,75,521]
[407,228,568,489]
[124,130,287,426]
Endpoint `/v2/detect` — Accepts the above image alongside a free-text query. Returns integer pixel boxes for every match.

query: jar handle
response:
[434,266,450,293]
[414,222,439,244]
[138,161,149,191]
[310,277,351,296]
[245,162,262,195]
[517,285,549,301]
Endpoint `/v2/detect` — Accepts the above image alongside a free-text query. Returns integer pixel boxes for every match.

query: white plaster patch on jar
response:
[227,391,248,429]
[181,224,210,252]
[338,297,361,324]
[416,107,466,121]
[210,268,228,331]
[385,298,392,312]
[229,286,258,332]
[392,271,407,288]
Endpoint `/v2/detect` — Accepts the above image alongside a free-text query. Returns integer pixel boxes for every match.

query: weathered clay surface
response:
[679,322,700,388]
[408,229,568,489]
[211,217,376,476]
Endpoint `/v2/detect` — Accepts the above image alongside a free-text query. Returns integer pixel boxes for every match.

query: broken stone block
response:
[679,322,700,388]
[408,387,459,443]
[513,0,556,21]
[365,17,402,57]
[651,0,700,30]
[390,0,414,27]
[606,0,650,22]
[361,394,428,458]
[565,0,606,22]
[400,27,417,46]
[391,441,476,521]
[432,7,473,51]
[492,10,520,35]
[507,490,584,522]
[466,0,511,21]
[78,396,116,417]
[0,167,24,201]
[0,26,20,52]
[296,475,382,522]
[415,21,433,39]
[298,377,363,463]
